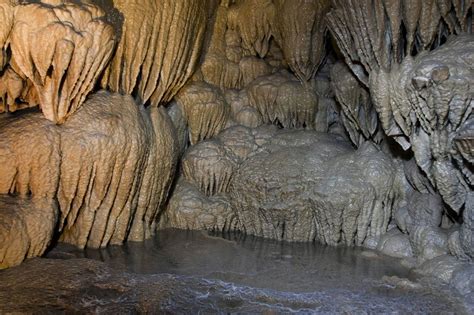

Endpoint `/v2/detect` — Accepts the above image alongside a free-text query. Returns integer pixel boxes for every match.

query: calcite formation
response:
[0,197,57,269]
[165,128,403,246]
[272,0,330,82]
[247,71,319,129]
[327,0,473,260]
[175,82,230,145]
[330,62,382,147]
[100,0,212,107]
[0,91,178,266]
[0,1,472,304]
[7,0,115,123]
[57,92,178,248]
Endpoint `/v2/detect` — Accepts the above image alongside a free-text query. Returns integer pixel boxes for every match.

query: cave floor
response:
[0,229,468,314]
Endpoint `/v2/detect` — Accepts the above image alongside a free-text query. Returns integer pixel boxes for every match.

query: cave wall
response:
[0,0,472,293]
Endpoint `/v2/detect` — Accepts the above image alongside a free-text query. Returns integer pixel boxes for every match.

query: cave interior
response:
[0,0,473,313]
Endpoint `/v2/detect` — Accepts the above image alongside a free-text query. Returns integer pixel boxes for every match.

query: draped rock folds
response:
[100,0,210,107]
[0,197,58,269]
[8,0,115,123]
[327,0,473,258]
[57,92,178,248]
[273,0,330,82]
[164,128,403,246]
[247,71,318,129]
[0,91,178,267]
[330,62,381,147]
[371,36,473,213]
[0,0,210,267]
[175,82,230,145]
[230,131,402,244]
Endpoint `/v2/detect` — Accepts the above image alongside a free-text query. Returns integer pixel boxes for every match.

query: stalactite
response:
[176,81,230,145]
[9,1,115,123]
[247,71,318,129]
[273,0,330,82]
[227,0,275,57]
[100,0,210,107]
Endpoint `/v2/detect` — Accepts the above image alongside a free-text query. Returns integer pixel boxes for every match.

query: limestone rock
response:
[176,81,230,145]
[101,0,211,107]
[227,0,274,58]
[247,71,318,129]
[58,92,178,248]
[273,0,330,82]
[0,91,178,255]
[330,62,381,147]
[9,0,115,123]
[182,140,236,197]
[164,180,238,232]
[0,196,58,269]
[377,228,413,258]
[230,132,403,244]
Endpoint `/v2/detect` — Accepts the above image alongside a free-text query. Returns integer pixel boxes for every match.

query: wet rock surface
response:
[165,128,403,246]
[0,229,469,314]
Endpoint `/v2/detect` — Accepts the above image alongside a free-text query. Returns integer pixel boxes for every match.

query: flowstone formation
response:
[326,0,474,263]
[0,92,178,265]
[0,0,472,306]
[164,127,403,246]
[0,0,207,268]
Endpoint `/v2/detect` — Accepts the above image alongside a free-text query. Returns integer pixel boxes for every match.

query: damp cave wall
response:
[0,0,471,285]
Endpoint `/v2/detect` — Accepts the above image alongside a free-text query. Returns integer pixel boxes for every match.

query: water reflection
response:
[2,229,456,313]
[61,229,410,293]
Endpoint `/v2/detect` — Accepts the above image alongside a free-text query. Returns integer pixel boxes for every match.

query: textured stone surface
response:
[377,228,413,258]
[0,0,115,123]
[0,91,178,266]
[0,196,57,268]
[100,0,214,107]
[230,130,402,245]
[165,128,403,246]
[0,2,471,307]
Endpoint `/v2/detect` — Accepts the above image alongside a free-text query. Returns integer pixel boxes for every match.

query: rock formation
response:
[5,0,115,123]
[164,127,403,246]
[100,0,213,107]
[0,91,178,267]
[0,1,472,305]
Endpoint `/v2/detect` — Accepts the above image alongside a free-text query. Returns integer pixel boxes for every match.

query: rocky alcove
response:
[0,0,472,313]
